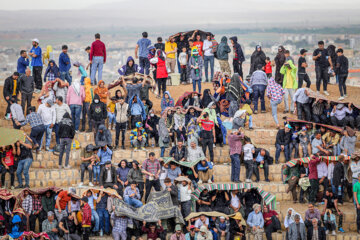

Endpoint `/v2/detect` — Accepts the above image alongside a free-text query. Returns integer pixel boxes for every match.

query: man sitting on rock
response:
[99,161,118,190]
[322,188,345,233]
[275,124,292,163]
[253,148,273,182]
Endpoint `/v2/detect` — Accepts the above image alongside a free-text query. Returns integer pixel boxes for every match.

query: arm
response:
[135,44,139,59]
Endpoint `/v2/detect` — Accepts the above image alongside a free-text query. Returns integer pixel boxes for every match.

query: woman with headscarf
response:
[94,80,109,104]
[284,208,304,230]
[250,45,266,75]
[43,60,60,82]
[9,215,24,239]
[165,108,176,147]
[155,49,168,97]
[232,110,247,129]
[66,78,85,131]
[185,107,199,126]
[189,48,204,93]
[274,46,286,84]
[145,109,160,147]
[203,102,218,126]
[116,159,130,196]
[58,112,75,169]
[184,92,202,109]
[174,107,186,142]
[39,80,56,104]
[186,118,200,147]
[158,117,170,157]
[201,89,216,109]
[160,91,174,114]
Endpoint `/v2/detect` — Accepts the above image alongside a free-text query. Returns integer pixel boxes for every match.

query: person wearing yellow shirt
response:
[280,50,298,114]
[165,37,177,74]
[107,97,116,130]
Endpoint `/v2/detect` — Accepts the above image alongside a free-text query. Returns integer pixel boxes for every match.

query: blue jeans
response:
[80,76,85,85]
[177,57,181,73]
[97,208,110,233]
[70,104,82,130]
[160,147,166,157]
[192,79,201,93]
[248,115,253,128]
[107,112,116,125]
[91,209,99,232]
[270,99,282,125]
[124,196,143,208]
[230,154,240,182]
[40,124,52,149]
[91,56,104,85]
[204,55,214,81]
[93,165,100,182]
[139,57,150,75]
[30,124,45,147]
[16,158,32,186]
[275,143,290,163]
[60,71,72,85]
[54,123,60,144]
[252,84,266,111]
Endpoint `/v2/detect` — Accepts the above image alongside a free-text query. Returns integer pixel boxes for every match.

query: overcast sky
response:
[1,0,359,10]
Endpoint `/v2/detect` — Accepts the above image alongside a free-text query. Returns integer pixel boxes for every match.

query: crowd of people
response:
[1,30,360,240]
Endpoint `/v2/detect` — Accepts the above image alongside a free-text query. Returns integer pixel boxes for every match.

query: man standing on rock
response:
[312,41,332,96]
[29,38,43,93]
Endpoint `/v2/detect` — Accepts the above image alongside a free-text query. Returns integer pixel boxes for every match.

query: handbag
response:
[150,50,159,64]
[162,136,170,144]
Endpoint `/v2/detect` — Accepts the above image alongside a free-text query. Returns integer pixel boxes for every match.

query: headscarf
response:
[157,49,165,61]
[201,89,215,108]
[95,80,108,103]
[186,118,198,137]
[72,78,81,96]
[9,215,23,239]
[84,77,94,101]
[233,109,246,119]
[159,118,169,139]
[285,208,300,223]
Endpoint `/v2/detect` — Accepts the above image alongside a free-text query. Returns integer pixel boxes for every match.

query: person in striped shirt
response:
[266,78,285,129]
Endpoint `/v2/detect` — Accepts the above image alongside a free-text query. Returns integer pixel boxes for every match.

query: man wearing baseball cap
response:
[298,49,311,88]
[29,38,43,92]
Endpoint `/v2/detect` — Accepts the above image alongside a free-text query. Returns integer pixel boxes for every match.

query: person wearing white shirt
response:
[229,190,241,213]
[195,215,209,231]
[202,34,214,82]
[54,96,71,145]
[37,99,56,151]
[317,159,329,198]
[351,157,360,186]
[179,180,192,218]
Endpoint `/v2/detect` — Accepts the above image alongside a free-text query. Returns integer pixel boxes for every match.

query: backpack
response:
[211,37,219,59]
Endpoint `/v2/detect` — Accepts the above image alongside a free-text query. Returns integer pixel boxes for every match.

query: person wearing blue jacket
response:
[17,50,29,75]
[128,95,146,128]
[44,60,60,82]
[196,159,213,184]
[247,204,265,239]
[160,91,174,114]
[59,45,72,85]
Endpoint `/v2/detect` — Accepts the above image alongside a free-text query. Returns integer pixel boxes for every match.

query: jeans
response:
[313,114,327,124]
[315,66,328,91]
[181,200,192,218]
[40,124,52,149]
[16,158,32,186]
[252,84,266,111]
[115,122,127,147]
[233,60,243,79]
[80,162,93,182]
[204,55,214,81]
[284,88,295,112]
[160,147,166,157]
[244,160,255,180]
[265,216,281,240]
[91,56,104,85]
[139,57,150,75]
[180,66,187,83]
[230,154,240,182]
[157,78,167,96]
[309,179,319,204]
[124,196,143,208]
[1,166,15,187]
[357,207,360,232]
[70,104,82,130]
[21,92,32,114]
[275,143,290,163]
[287,176,299,201]
[270,99,282,125]
[97,208,110,233]
[255,161,269,181]
[296,102,311,121]
[290,141,299,159]
[59,138,72,166]
[91,209,100,232]
[33,66,43,90]
[54,123,60,144]
[93,165,100,182]
[192,79,201,93]
[82,102,91,131]
[298,73,311,88]
[249,115,253,128]
[338,74,347,96]
[108,112,116,125]
[30,124,45,147]
[201,136,214,162]
[60,71,72,85]
[145,179,161,202]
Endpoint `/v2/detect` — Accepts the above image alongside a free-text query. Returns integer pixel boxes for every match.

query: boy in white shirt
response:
[178,47,188,84]
[243,137,255,183]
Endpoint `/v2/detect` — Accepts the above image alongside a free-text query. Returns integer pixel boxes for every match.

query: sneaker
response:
[100,230,103,237]
[134,147,138,152]
[332,231,336,235]
[344,94,347,98]
[45,146,50,151]
[283,110,289,114]
[245,179,252,183]
[86,129,92,133]
[89,182,94,187]
[207,179,212,183]
[261,110,266,113]
[122,145,125,150]
[78,182,84,187]
[213,144,216,148]
[58,165,63,169]
[198,180,203,184]
[15,185,24,189]
[316,91,320,94]
[338,96,344,101]
[11,186,14,190]
[325,230,329,235]
[172,143,175,147]
[24,184,30,188]
[254,110,258,114]
[64,165,70,169]
[141,147,146,151]
[338,228,345,233]
[75,130,79,134]
[324,91,330,96]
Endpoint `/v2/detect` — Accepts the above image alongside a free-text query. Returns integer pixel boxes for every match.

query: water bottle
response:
[338,186,342,196]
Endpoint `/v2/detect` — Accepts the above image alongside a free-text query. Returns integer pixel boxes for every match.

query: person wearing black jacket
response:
[307,219,326,240]
[229,216,246,240]
[58,112,75,169]
[229,37,245,79]
[176,34,189,73]
[332,155,345,203]
[15,135,33,189]
[211,190,230,214]
[275,125,292,163]
[145,110,160,147]
[249,45,266,75]
[89,94,107,137]
[253,148,273,182]
[18,68,35,114]
[100,161,118,189]
[169,141,187,161]
[274,46,286,84]
[164,178,179,206]
[335,49,349,101]
[3,72,20,118]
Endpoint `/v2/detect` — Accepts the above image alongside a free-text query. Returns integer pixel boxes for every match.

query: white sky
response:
[0,0,358,10]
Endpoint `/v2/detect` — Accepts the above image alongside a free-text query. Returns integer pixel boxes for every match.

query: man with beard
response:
[274,46,286,84]
[29,39,43,92]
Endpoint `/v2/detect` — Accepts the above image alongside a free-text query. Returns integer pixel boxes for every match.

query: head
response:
[190,141,197,149]
[47,211,55,221]
[120,160,127,168]
[318,41,325,50]
[170,162,177,171]
[315,132,321,140]
[105,161,112,169]
[46,190,52,198]
[46,99,54,108]
[256,45,262,52]
[170,37,175,43]
[206,34,211,41]
[62,45,68,54]
[303,162,309,168]
[86,190,92,197]
[157,37,162,43]
[130,182,137,190]
[300,49,307,56]
[263,205,269,213]
[285,124,292,133]
[20,50,27,57]
[9,96,17,105]
[312,218,318,227]
[56,96,63,105]
[149,152,155,161]
[196,34,201,41]
[175,225,182,235]
[24,67,31,77]
[203,112,209,120]
[189,40,193,47]
[24,190,29,197]
[326,188,333,197]
[99,81,105,88]
[32,38,39,47]
[182,47,187,53]
[142,32,148,38]
[85,46,91,53]
[265,57,270,63]
[260,149,266,157]
[253,204,261,213]
[13,72,20,80]
[200,214,206,221]
[164,177,172,187]
[308,203,314,212]
[176,107,181,114]
[294,214,300,224]
[284,50,290,58]
[181,180,188,186]
[164,92,169,99]
[132,160,139,169]
[95,33,101,39]
[189,225,196,234]
[336,48,344,56]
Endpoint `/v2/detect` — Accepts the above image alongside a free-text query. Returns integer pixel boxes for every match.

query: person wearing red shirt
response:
[309,155,321,204]
[1,144,17,189]
[197,112,215,162]
[55,189,73,221]
[190,31,204,57]
[265,57,272,78]
[263,205,281,240]
[90,33,106,85]
[80,197,92,240]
